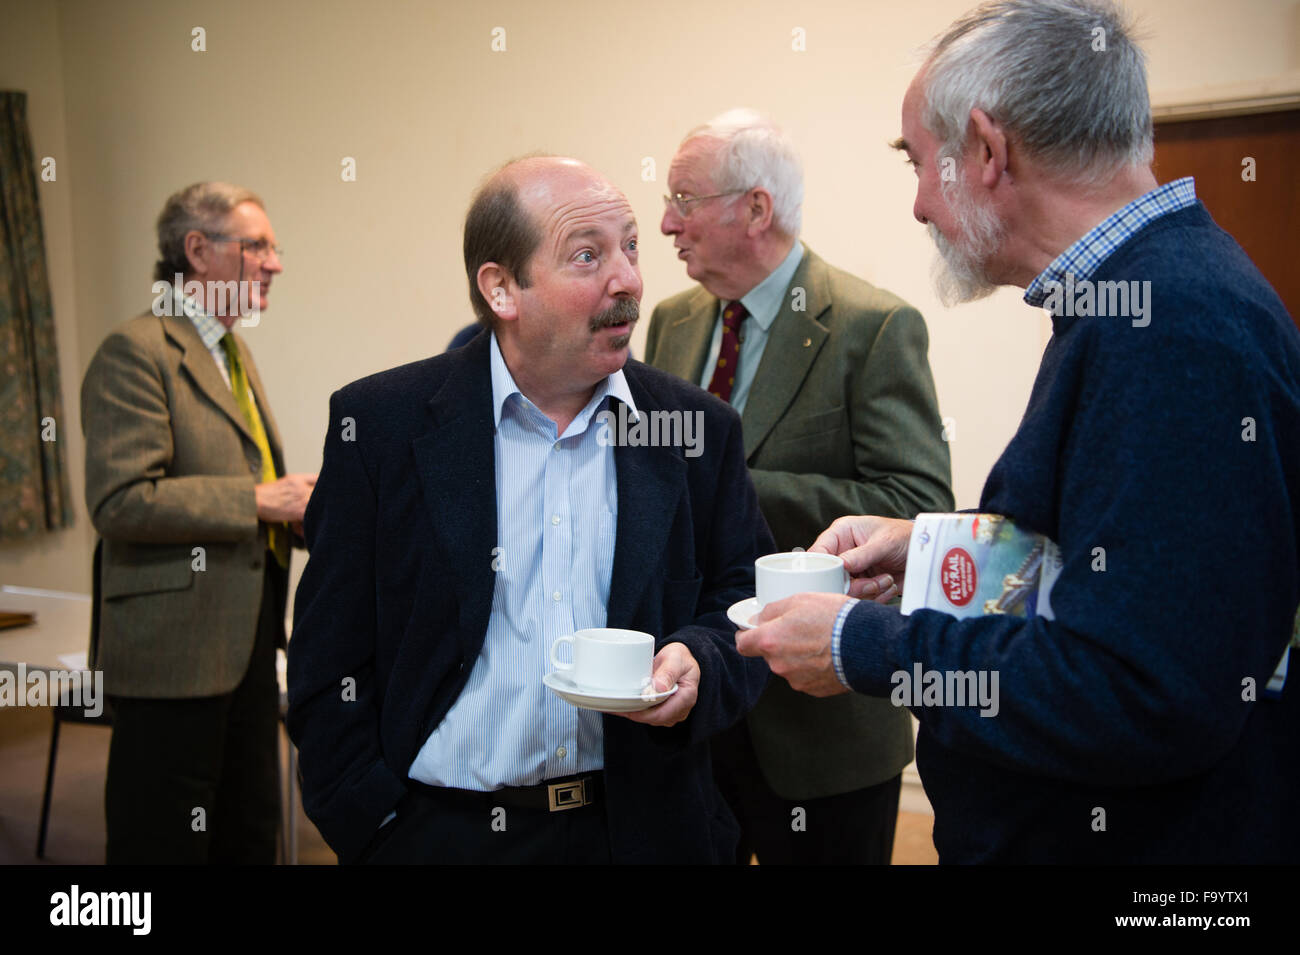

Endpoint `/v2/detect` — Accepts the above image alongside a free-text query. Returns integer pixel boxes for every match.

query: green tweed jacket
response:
[81,311,289,698]
[646,248,954,798]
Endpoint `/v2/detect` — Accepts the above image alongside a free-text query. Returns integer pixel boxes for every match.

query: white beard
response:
[929,178,1004,306]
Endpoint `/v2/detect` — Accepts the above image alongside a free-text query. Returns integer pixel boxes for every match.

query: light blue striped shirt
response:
[408,332,635,790]
[697,239,805,414]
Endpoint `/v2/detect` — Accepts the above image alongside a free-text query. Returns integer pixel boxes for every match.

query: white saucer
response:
[727,597,762,631]
[543,672,678,712]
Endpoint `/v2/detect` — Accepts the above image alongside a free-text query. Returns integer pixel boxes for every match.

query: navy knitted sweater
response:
[840,202,1300,862]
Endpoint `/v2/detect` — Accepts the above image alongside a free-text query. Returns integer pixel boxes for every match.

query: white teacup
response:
[755,551,849,607]
[550,628,655,693]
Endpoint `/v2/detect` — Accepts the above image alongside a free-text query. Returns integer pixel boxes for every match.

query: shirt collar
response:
[1024,177,1197,308]
[173,284,230,350]
[734,239,805,330]
[489,330,639,434]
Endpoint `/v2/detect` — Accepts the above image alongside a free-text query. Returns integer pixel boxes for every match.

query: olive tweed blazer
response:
[646,248,954,798]
[81,311,289,697]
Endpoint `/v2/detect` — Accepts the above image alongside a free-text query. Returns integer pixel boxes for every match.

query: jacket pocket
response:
[771,404,846,444]
[102,552,196,599]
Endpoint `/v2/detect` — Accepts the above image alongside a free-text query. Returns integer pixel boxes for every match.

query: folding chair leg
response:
[37,715,62,859]
[287,742,298,865]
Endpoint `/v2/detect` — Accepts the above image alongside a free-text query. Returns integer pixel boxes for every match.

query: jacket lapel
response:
[406,344,686,648]
[411,336,498,654]
[657,289,719,386]
[740,249,832,459]
[605,377,687,631]
[233,331,287,475]
[165,316,257,447]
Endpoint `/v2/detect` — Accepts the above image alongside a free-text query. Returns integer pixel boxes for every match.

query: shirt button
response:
[556,746,567,759]
[552,591,562,602]
[553,441,561,451]
[551,514,560,526]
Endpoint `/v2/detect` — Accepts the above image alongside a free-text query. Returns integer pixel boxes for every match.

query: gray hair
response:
[922,0,1153,186]
[683,108,804,237]
[154,182,264,281]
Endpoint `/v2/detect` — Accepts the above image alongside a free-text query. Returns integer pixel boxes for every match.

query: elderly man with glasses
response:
[81,181,315,863]
[646,109,954,865]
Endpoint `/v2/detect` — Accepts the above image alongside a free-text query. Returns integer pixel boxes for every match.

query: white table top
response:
[1,585,290,694]
[0,586,93,671]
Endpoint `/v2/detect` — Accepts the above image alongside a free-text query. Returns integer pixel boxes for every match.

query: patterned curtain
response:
[0,90,72,538]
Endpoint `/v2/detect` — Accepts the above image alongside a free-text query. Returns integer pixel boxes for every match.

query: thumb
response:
[651,650,683,690]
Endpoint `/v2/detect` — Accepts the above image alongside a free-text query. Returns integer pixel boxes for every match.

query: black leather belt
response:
[410,771,603,812]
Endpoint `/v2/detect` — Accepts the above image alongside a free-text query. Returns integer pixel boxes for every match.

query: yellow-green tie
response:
[220,334,288,568]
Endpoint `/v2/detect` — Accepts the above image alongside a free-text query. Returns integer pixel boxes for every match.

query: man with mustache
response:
[738,0,1300,862]
[647,109,953,865]
[288,156,773,863]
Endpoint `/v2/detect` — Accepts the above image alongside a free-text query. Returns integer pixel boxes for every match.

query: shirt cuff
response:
[830,597,860,690]
[837,598,912,695]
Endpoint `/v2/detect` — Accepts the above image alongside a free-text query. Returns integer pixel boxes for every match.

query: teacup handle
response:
[841,568,851,595]
[550,635,575,672]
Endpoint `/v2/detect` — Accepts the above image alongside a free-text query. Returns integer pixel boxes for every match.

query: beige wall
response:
[3,0,1296,599]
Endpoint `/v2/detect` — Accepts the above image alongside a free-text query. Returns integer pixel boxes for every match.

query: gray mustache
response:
[590,297,639,331]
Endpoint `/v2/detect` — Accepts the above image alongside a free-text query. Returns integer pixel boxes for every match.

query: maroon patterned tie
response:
[706,301,747,403]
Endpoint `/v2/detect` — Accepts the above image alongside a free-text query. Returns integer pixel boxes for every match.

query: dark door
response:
[1153,109,1300,325]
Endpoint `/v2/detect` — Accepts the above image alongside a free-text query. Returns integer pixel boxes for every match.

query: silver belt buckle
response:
[547,778,588,811]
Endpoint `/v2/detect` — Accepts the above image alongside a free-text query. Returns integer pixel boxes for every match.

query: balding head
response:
[466,155,641,420]
[463,156,629,329]
[505,156,623,209]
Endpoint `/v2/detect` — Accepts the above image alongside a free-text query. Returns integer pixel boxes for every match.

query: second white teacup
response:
[550,628,655,693]
[756,551,849,607]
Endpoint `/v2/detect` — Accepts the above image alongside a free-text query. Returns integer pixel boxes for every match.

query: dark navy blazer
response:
[287,331,773,863]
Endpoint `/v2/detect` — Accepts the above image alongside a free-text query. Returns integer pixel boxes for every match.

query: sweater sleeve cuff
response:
[838,599,911,696]
[830,598,859,690]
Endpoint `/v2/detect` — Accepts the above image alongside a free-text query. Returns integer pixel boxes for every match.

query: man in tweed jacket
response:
[81,182,313,863]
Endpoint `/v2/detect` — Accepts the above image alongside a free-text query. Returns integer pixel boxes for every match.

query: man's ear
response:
[477,263,518,322]
[969,108,1008,189]
[744,188,776,237]
[183,230,212,278]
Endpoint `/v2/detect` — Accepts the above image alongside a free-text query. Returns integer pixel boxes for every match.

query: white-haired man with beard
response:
[737,0,1300,862]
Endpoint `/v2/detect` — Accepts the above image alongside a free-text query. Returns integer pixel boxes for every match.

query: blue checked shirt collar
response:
[1024,177,1197,308]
